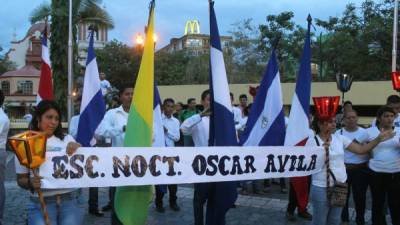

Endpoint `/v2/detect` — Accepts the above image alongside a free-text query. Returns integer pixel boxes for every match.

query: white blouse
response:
[306,133,352,187]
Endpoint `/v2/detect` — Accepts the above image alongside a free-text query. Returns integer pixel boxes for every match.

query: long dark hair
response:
[29,100,65,140]
[311,116,321,134]
[375,106,395,128]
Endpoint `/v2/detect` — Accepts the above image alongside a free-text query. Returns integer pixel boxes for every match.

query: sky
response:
[0,0,366,53]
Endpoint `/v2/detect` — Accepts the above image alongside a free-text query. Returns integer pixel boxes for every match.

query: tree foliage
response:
[315,0,394,81]
[96,40,141,89]
[30,0,114,117]
[258,11,310,81]
[0,47,16,75]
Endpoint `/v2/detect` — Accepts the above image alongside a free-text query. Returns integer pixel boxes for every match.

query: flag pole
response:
[392,0,398,73]
[67,0,73,123]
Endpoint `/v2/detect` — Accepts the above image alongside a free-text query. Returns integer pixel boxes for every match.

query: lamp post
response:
[336,73,353,106]
[319,32,323,81]
[67,0,73,123]
[393,0,399,73]
[8,131,50,225]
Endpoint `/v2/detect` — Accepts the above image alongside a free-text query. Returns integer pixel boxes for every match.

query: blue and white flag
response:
[206,1,238,225]
[239,50,286,146]
[77,30,106,147]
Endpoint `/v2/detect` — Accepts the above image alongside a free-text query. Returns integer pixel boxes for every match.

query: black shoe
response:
[156,205,165,213]
[89,209,104,217]
[286,211,296,221]
[101,204,112,212]
[298,211,312,221]
[170,204,180,211]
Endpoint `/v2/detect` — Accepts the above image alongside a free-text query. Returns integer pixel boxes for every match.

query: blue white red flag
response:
[36,24,53,104]
[284,16,313,213]
[285,17,312,147]
[77,30,106,147]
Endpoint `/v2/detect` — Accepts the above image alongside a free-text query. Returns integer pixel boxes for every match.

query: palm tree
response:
[29,0,114,117]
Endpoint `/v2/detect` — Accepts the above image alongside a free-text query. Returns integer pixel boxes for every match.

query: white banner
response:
[40,146,324,189]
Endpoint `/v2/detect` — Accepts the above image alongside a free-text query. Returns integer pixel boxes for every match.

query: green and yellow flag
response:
[114,2,155,224]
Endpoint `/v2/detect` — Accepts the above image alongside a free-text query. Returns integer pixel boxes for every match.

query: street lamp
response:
[8,131,50,225]
[153,33,158,43]
[393,0,399,73]
[336,73,353,106]
[135,33,144,46]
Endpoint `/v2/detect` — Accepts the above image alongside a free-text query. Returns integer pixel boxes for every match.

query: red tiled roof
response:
[0,64,40,77]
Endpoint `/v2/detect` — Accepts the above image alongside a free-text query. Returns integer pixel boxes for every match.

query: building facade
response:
[0,65,39,119]
[3,22,108,119]
[6,22,109,68]
[77,23,108,65]
[158,20,232,56]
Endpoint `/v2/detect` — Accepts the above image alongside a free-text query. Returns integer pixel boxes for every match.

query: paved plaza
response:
[3,152,382,225]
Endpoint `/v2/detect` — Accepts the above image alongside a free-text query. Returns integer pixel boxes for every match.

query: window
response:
[186,39,202,48]
[1,81,10,95]
[17,81,33,95]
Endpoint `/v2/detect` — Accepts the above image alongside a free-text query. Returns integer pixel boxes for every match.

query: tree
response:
[96,40,141,89]
[258,12,313,81]
[155,51,189,85]
[315,0,394,81]
[0,47,16,75]
[228,19,264,83]
[30,0,113,116]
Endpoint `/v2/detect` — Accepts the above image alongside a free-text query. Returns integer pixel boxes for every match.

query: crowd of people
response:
[0,78,399,225]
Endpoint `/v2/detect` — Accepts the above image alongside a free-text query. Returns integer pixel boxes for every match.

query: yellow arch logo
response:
[184,20,201,35]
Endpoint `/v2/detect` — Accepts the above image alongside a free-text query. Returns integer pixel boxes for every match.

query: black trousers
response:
[341,165,370,224]
[287,182,298,213]
[155,185,178,207]
[88,187,99,211]
[370,171,400,225]
[193,183,215,225]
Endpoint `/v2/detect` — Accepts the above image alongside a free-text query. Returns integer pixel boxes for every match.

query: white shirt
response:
[366,126,400,173]
[307,133,352,187]
[95,106,128,147]
[335,127,369,164]
[162,114,180,147]
[235,116,248,131]
[69,115,80,139]
[0,108,9,150]
[100,79,111,96]
[371,113,400,128]
[232,106,242,125]
[181,114,209,147]
[15,134,76,197]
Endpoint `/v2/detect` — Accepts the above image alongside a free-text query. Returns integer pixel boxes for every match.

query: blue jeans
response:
[311,185,342,225]
[27,191,85,225]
